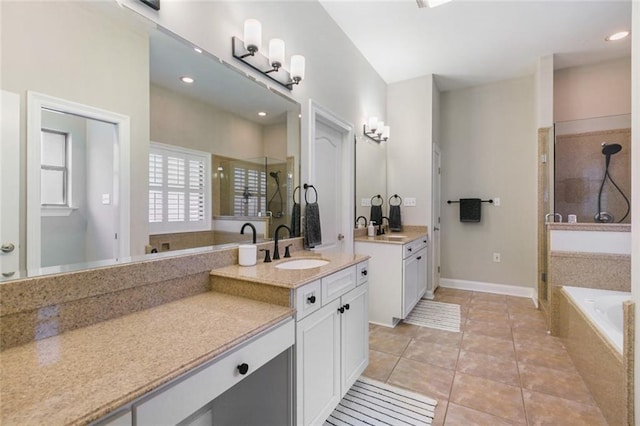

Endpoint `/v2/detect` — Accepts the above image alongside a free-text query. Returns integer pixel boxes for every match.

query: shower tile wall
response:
[555,128,631,224]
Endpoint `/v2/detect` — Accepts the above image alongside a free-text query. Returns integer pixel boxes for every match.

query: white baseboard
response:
[439,278,536,304]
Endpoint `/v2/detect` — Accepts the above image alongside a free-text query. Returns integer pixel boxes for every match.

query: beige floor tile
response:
[384,322,423,338]
[444,403,525,425]
[434,295,472,308]
[515,346,576,370]
[387,358,455,401]
[461,332,516,360]
[510,318,548,335]
[523,390,608,426]
[506,296,536,309]
[362,350,399,383]
[403,340,460,370]
[512,331,566,353]
[508,309,545,323]
[450,372,526,423]
[369,328,411,356]
[467,308,510,322]
[471,292,507,302]
[456,349,520,387]
[435,288,473,299]
[414,327,463,348]
[432,399,448,426]
[463,318,513,341]
[519,363,595,405]
[469,299,509,311]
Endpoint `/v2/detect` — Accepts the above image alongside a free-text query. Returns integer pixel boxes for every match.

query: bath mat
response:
[324,377,437,426]
[403,300,461,332]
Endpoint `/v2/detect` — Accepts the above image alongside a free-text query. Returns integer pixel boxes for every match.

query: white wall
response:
[631,0,639,419]
[1,1,150,260]
[387,75,434,226]
[123,0,387,191]
[440,76,537,288]
[554,57,631,122]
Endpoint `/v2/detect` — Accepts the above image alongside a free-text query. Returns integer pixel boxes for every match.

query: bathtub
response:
[562,286,630,353]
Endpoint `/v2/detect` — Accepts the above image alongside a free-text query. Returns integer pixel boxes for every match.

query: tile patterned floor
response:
[362,288,609,425]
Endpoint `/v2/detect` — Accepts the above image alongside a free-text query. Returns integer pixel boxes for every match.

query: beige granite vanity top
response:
[547,223,630,232]
[354,226,428,245]
[210,251,369,288]
[0,292,294,425]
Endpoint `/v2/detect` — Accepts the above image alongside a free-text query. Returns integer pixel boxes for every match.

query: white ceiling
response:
[319,0,632,91]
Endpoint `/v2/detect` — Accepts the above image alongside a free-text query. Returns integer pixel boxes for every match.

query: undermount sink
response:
[275,259,329,270]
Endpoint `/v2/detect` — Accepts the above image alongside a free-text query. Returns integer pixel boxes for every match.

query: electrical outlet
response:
[404,197,417,207]
[361,198,371,207]
[494,197,500,207]
[493,252,501,262]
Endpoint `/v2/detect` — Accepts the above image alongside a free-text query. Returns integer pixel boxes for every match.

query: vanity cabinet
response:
[295,262,369,426]
[356,236,427,327]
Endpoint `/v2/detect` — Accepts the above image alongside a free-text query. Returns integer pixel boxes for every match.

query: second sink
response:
[275,259,329,270]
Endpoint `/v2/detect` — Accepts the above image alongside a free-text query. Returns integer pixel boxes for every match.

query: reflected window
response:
[40,129,69,206]
[233,167,266,216]
[148,142,211,234]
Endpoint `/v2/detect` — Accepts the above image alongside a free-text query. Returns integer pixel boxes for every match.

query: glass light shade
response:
[269,39,285,68]
[243,19,262,52]
[368,117,378,132]
[376,121,384,134]
[290,55,305,80]
[382,126,390,139]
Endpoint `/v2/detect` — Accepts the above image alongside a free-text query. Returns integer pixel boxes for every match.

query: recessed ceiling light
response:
[258,112,267,117]
[193,47,203,54]
[606,31,630,41]
[180,76,195,84]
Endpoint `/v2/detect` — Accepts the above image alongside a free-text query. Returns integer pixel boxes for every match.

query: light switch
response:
[361,198,371,207]
[494,197,500,206]
[102,194,111,205]
[404,197,417,207]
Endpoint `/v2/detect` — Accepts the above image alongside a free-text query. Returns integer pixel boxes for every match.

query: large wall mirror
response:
[354,138,387,229]
[0,1,300,281]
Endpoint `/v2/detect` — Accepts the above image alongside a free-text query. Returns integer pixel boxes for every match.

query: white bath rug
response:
[324,377,437,426]
[403,299,461,332]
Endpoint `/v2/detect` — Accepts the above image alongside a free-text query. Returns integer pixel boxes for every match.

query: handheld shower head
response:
[601,143,622,156]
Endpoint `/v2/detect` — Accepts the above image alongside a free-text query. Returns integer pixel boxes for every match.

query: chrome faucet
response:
[240,222,257,244]
[273,224,292,260]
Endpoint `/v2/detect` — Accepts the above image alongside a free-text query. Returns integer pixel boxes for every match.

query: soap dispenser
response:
[368,221,376,237]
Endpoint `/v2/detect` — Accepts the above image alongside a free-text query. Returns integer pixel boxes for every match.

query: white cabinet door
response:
[340,283,369,393]
[416,248,428,300]
[403,254,419,317]
[296,298,341,426]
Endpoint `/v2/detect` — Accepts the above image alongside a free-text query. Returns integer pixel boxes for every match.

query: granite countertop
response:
[354,226,428,245]
[210,251,369,289]
[0,292,294,425]
[547,223,631,232]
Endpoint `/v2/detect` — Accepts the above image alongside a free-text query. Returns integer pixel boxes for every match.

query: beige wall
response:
[440,76,537,288]
[387,75,435,227]
[1,1,150,259]
[554,57,632,122]
[150,84,267,159]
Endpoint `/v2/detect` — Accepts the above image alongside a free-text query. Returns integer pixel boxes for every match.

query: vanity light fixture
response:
[606,30,630,41]
[364,117,390,143]
[232,19,306,90]
[180,76,195,84]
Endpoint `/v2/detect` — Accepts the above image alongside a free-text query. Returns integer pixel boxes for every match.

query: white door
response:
[430,145,442,297]
[308,101,354,254]
[1,91,21,276]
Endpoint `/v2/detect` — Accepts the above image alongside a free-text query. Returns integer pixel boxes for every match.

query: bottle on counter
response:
[368,221,376,237]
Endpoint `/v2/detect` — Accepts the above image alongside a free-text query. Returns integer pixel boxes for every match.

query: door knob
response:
[337,233,344,241]
[1,243,15,253]
[434,227,440,231]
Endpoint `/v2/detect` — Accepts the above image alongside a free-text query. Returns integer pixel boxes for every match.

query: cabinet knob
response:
[338,306,345,314]
[344,304,350,310]
[307,295,316,304]
[237,363,249,375]
[361,269,368,276]
[408,248,412,252]
[417,256,422,260]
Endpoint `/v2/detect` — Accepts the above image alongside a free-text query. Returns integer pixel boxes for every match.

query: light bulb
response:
[382,126,390,140]
[368,117,378,132]
[290,55,305,82]
[269,39,285,69]
[376,121,384,135]
[243,19,262,53]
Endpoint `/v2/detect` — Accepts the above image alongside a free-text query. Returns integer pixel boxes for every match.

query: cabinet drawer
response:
[322,266,356,304]
[356,261,369,286]
[134,318,294,426]
[403,237,427,259]
[296,279,322,320]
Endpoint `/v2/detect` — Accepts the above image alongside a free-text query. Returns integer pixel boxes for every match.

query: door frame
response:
[1,91,21,275]
[304,100,354,254]
[26,91,130,269]
[430,143,442,298]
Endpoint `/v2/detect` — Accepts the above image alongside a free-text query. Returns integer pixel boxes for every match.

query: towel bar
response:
[447,199,493,204]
